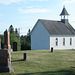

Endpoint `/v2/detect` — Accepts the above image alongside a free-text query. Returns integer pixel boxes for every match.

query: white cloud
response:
[28,6,33,9]
[19,8,50,13]
[31,0,48,1]
[0,0,24,5]
[63,0,75,4]
[70,20,75,22]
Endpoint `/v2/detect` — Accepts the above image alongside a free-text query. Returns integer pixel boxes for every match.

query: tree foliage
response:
[9,25,14,34]
[10,33,20,50]
[0,26,31,50]
[0,35,4,49]
[21,29,31,50]
[15,28,19,36]
[21,35,31,50]
[9,25,20,51]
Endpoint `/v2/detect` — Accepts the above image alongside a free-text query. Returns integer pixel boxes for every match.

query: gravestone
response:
[0,30,14,73]
[13,42,17,51]
[24,53,27,60]
[51,47,53,52]
[4,30,11,50]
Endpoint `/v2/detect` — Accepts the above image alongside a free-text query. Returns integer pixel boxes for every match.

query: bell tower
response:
[60,6,69,24]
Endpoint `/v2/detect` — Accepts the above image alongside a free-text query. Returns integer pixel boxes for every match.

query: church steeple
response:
[60,6,69,24]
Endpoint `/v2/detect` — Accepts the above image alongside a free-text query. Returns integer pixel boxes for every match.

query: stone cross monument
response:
[0,30,14,73]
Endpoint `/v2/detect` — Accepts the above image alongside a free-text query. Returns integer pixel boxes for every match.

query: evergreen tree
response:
[9,25,20,51]
[21,29,31,50]
[9,25,14,34]
[10,33,20,50]
[0,35,4,49]
[27,29,30,36]
[15,28,19,36]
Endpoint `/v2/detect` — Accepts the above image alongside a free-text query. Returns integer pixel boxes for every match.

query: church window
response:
[56,38,58,46]
[70,38,72,45]
[63,38,65,46]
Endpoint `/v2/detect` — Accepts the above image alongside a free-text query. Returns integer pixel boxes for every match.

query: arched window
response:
[56,38,58,46]
[70,38,72,45]
[63,38,65,46]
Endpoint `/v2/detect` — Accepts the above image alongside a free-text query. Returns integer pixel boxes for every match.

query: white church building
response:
[31,7,75,50]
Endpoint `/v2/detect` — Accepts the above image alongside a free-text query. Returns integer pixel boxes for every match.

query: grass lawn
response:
[0,50,75,75]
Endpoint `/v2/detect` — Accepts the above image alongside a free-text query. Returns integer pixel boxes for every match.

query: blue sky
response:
[0,0,75,35]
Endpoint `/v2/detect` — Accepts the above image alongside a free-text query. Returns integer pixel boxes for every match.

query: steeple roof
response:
[60,6,69,16]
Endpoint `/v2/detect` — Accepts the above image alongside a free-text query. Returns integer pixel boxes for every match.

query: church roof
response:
[60,7,69,16]
[40,19,75,35]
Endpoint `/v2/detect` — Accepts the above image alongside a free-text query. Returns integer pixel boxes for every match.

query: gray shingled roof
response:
[60,7,69,16]
[40,19,75,35]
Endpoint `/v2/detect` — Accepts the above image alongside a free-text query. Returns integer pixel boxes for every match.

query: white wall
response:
[31,20,50,50]
[50,35,75,50]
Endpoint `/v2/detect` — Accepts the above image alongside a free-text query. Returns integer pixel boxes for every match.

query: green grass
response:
[0,50,75,75]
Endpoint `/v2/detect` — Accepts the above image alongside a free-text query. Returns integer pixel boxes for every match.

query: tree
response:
[27,29,30,36]
[0,35,4,49]
[9,25,20,51]
[9,25,14,34]
[15,28,19,36]
[21,29,31,50]
[10,33,20,50]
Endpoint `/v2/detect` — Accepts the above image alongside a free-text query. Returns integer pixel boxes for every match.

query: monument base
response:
[0,66,14,73]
